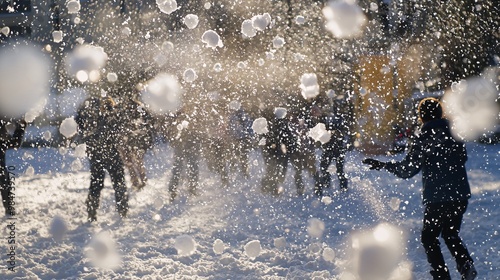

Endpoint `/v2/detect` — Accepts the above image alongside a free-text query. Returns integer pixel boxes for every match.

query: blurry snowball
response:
[323,0,367,39]
[272,36,285,49]
[266,51,275,60]
[88,70,100,83]
[71,159,83,171]
[49,215,68,242]
[73,16,81,24]
[154,53,168,67]
[183,68,198,83]
[326,89,336,99]
[213,239,225,255]
[322,247,336,262]
[442,76,499,141]
[1,26,9,36]
[52,30,63,43]
[293,52,306,61]
[106,72,118,83]
[121,26,132,36]
[74,143,86,158]
[183,14,199,29]
[42,130,52,141]
[174,235,197,256]
[153,197,164,209]
[308,123,331,144]
[0,43,50,119]
[142,73,182,115]
[66,0,81,14]
[252,117,269,134]
[202,30,223,49]
[309,243,322,254]
[258,58,265,66]
[59,117,78,138]
[389,197,401,211]
[252,13,271,31]
[369,2,379,12]
[66,44,108,80]
[274,107,287,119]
[213,63,223,72]
[244,240,261,259]
[25,165,35,176]
[241,19,256,38]
[156,0,177,14]
[85,230,121,270]
[307,218,325,239]
[273,237,286,249]
[75,37,85,45]
[300,73,320,99]
[295,15,305,24]
[204,2,211,9]
[359,87,368,96]
[321,196,333,205]
[162,41,174,52]
[228,100,241,111]
[237,61,247,69]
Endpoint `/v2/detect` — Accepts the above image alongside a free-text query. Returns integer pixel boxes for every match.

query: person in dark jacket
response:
[0,119,26,216]
[363,97,477,280]
[76,97,128,222]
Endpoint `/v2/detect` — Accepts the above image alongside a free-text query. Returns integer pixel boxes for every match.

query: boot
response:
[461,261,477,280]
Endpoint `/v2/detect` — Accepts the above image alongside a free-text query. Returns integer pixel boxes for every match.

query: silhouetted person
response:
[76,97,128,222]
[363,97,476,280]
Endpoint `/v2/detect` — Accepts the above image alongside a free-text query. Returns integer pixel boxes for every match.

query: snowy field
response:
[1,142,499,280]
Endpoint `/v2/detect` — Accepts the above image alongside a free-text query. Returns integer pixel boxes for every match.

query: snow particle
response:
[308,123,331,144]
[49,215,68,242]
[300,73,320,99]
[213,239,225,255]
[252,117,269,135]
[252,13,271,31]
[66,0,81,14]
[202,30,223,49]
[106,72,118,83]
[241,19,256,38]
[273,237,286,249]
[322,0,367,39]
[52,30,64,43]
[322,247,336,262]
[59,117,78,138]
[174,235,197,256]
[85,230,121,269]
[307,218,325,239]
[141,73,182,115]
[295,15,305,25]
[272,36,285,49]
[184,14,199,29]
[213,63,223,72]
[244,240,261,259]
[25,165,35,176]
[274,107,287,119]
[1,26,9,36]
[156,0,178,14]
[183,68,198,83]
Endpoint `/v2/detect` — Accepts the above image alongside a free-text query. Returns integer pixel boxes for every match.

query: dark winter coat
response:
[384,118,471,205]
[0,120,26,154]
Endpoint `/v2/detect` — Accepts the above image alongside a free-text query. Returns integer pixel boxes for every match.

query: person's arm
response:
[383,142,424,179]
[8,120,26,148]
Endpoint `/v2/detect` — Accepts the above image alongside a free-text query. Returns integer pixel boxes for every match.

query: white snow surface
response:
[1,142,499,279]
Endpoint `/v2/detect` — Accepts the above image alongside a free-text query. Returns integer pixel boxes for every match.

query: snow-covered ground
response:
[1,142,499,279]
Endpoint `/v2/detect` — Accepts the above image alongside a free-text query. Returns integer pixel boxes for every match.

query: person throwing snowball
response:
[362,97,476,280]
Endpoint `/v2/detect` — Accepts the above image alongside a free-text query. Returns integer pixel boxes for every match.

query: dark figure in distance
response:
[0,119,26,216]
[363,97,476,280]
[76,97,128,222]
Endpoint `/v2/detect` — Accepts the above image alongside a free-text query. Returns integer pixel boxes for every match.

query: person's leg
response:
[0,160,13,215]
[316,149,333,196]
[421,203,451,279]
[107,153,128,218]
[336,152,348,191]
[441,201,475,278]
[87,157,105,222]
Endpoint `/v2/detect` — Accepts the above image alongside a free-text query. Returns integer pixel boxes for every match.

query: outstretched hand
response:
[362,158,385,170]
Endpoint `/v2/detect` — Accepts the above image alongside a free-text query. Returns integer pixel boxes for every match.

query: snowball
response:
[1,26,9,36]
[71,159,83,171]
[156,0,177,14]
[49,215,68,242]
[25,165,35,176]
[174,235,197,256]
[273,237,287,249]
[153,197,164,209]
[258,58,265,66]
[121,27,131,36]
[85,230,121,269]
[213,63,223,72]
[350,223,405,280]
[272,36,285,49]
[74,143,86,158]
[252,13,271,31]
[252,117,269,134]
[295,15,305,25]
[307,218,325,239]
[202,30,223,49]
[183,68,198,83]
[65,44,108,83]
[274,107,287,119]
[237,61,247,69]
[183,14,199,29]
[323,0,367,39]
[321,196,333,205]
[241,19,256,38]
[322,247,336,262]
[106,72,118,82]
[389,197,401,211]
[59,117,78,138]
[162,41,174,52]
[52,30,64,43]
[326,89,336,99]
[213,239,225,255]
[0,43,50,119]
[141,73,182,115]
[442,76,499,141]
[66,0,81,14]
[204,2,211,9]
[308,123,331,144]
[42,130,52,142]
[300,73,320,99]
[228,100,241,111]
[244,240,261,259]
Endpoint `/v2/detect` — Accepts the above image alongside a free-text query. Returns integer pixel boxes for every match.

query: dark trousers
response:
[421,200,473,278]
[261,150,288,195]
[1,153,12,215]
[316,147,347,195]
[87,148,128,218]
[169,141,200,195]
